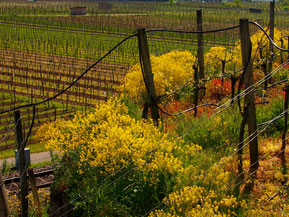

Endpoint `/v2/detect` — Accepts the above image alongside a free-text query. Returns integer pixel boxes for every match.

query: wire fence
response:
[1,1,289,151]
[43,28,289,216]
[1,2,289,216]
[50,60,289,216]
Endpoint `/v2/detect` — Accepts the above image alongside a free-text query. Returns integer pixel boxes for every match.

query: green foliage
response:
[280,0,289,10]
[120,95,143,120]
[1,160,7,174]
[175,94,287,150]
[51,147,175,216]
[41,99,182,216]
[222,0,242,8]
[257,95,285,137]
[66,171,174,217]
[175,106,242,150]
[273,68,289,81]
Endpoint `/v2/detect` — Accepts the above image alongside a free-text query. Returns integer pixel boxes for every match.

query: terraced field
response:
[0,48,129,104]
[0,92,78,151]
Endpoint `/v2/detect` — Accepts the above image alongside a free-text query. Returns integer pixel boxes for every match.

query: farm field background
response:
[0,0,242,155]
[0,0,281,155]
[2,0,289,216]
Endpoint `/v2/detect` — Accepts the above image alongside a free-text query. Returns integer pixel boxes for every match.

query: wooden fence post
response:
[28,169,41,217]
[281,84,289,178]
[197,10,205,80]
[240,19,259,177]
[269,1,275,73]
[194,10,205,117]
[137,28,159,125]
[0,170,9,217]
[14,110,29,217]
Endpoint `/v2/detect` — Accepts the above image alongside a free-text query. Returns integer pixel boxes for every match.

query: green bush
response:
[257,95,285,137]
[175,106,242,151]
[39,99,184,216]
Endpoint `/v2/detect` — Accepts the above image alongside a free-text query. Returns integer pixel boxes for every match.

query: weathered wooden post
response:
[0,170,9,217]
[28,168,41,217]
[197,10,205,80]
[14,110,29,217]
[194,10,205,117]
[269,1,275,73]
[240,19,259,186]
[281,84,289,178]
[137,28,159,125]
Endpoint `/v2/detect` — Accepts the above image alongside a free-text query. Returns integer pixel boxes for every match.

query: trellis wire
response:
[1,19,289,216]
[142,107,289,216]
[49,65,279,217]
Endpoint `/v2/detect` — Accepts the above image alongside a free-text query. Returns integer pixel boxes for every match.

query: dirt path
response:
[0,151,51,166]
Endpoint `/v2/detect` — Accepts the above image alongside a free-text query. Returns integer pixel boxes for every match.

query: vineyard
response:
[1,0,289,216]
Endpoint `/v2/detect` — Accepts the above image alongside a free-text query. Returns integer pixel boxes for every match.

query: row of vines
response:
[2,1,289,216]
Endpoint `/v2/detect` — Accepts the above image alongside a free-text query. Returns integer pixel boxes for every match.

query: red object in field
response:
[207,78,231,101]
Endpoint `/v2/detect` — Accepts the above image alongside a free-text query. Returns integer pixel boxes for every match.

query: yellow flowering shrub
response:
[27,188,50,215]
[275,29,289,51]
[200,156,235,190]
[205,46,233,64]
[249,28,289,58]
[150,186,239,217]
[7,189,50,216]
[37,98,212,216]
[203,29,289,75]
[37,98,185,179]
[7,192,20,216]
[233,28,289,67]
[149,150,240,216]
[122,28,289,103]
[175,152,236,191]
[205,46,237,75]
[245,181,289,216]
[122,50,197,99]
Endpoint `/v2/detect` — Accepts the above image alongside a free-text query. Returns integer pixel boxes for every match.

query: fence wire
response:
[1,3,289,216]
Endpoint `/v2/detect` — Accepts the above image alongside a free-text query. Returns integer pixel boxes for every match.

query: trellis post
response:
[194,10,205,117]
[0,170,9,217]
[14,110,29,217]
[240,19,259,179]
[137,28,159,125]
[197,10,205,80]
[28,169,42,217]
[269,1,275,74]
[281,84,289,178]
